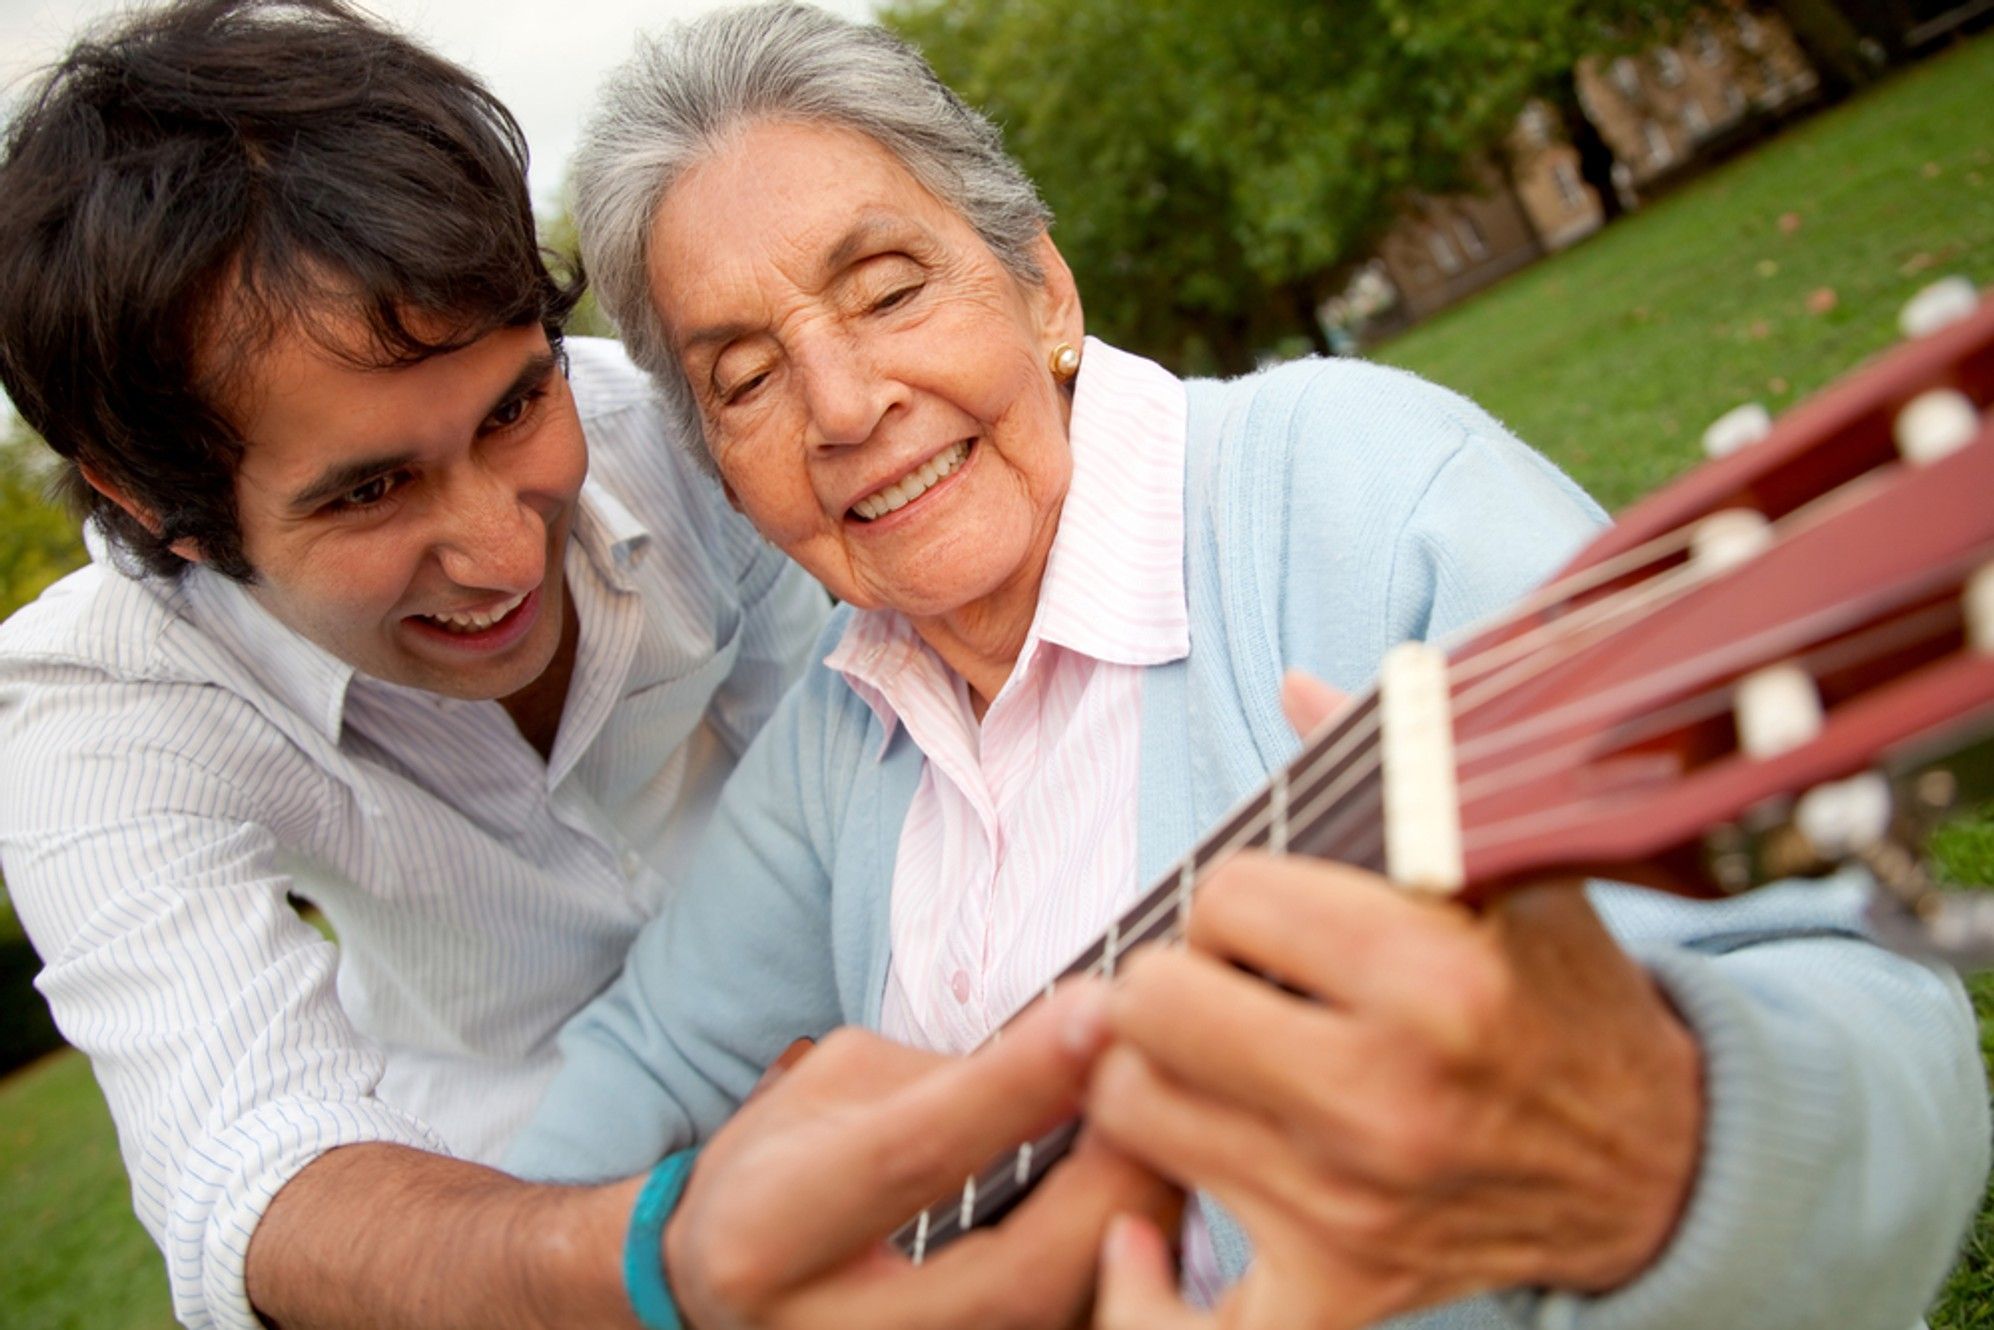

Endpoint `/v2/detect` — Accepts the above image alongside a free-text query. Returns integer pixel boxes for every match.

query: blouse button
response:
[949,969,971,1003]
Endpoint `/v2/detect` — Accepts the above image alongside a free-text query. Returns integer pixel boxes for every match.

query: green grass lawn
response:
[0,1051,176,1329]
[3,31,1992,1330]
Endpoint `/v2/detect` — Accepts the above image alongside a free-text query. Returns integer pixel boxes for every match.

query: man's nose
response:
[433,464,544,591]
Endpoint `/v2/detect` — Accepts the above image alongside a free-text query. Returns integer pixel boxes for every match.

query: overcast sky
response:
[0,0,875,431]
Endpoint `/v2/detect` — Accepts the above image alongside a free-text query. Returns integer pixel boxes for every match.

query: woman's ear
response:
[1030,231,1085,349]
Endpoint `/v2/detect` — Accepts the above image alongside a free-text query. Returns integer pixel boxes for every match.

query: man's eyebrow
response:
[287,351,561,514]
[679,215,920,355]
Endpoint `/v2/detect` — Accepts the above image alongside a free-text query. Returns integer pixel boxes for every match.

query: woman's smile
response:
[846,438,976,525]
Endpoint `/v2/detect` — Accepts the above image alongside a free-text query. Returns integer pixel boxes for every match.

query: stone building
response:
[1365,7,1819,326]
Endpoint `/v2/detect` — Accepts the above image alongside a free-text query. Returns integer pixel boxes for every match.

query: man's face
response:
[210,317,588,703]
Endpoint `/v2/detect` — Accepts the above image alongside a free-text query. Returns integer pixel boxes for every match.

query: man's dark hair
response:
[0,0,583,580]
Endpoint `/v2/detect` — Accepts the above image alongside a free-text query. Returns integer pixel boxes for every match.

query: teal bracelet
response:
[624,1147,701,1330]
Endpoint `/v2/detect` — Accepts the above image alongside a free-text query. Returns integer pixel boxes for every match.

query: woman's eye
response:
[872,283,922,313]
[721,371,769,406]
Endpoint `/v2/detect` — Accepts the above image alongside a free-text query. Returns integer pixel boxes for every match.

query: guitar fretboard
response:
[887,687,1389,1260]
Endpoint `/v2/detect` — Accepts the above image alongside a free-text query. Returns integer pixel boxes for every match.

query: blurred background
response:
[3,0,1991,1325]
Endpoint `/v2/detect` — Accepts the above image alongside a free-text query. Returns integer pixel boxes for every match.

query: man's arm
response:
[249,987,1165,1330]
[245,1146,640,1330]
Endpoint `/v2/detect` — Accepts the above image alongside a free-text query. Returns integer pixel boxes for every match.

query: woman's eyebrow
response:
[823,212,922,274]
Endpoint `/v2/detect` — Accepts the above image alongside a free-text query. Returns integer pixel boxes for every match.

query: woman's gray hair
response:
[572,2,1054,465]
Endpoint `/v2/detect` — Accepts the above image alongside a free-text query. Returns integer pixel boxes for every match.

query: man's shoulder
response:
[0,558,188,681]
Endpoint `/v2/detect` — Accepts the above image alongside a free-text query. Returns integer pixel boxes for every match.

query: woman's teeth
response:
[851,440,970,521]
[424,591,527,634]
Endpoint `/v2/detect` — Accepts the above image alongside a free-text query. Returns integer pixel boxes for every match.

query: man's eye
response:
[489,390,541,429]
[334,473,403,511]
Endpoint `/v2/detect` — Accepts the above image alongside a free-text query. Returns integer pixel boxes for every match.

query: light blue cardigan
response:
[509,357,1986,1330]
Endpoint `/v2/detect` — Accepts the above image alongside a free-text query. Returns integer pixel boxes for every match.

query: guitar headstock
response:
[1424,278,1994,963]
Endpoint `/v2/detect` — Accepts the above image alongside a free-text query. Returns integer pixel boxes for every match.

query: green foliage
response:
[0,432,87,625]
[541,202,618,341]
[883,0,1703,373]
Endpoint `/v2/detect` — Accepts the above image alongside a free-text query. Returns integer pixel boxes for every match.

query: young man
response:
[0,4,1163,1328]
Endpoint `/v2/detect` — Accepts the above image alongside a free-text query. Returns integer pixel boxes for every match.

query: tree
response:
[0,430,86,623]
[884,0,1705,372]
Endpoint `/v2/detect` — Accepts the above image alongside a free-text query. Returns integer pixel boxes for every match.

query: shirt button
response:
[949,970,971,1003]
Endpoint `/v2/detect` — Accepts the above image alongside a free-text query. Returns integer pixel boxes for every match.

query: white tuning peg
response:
[1736,664,1823,758]
[1692,508,1774,573]
[1702,401,1773,458]
[1795,773,1893,857]
[1899,275,1979,339]
[1969,565,1994,655]
[1894,389,1982,465]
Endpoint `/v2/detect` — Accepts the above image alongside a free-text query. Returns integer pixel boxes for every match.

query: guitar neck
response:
[887,689,1388,1259]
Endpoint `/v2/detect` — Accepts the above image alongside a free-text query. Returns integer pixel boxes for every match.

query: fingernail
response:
[1062,979,1111,1056]
[1102,1212,1135,1262]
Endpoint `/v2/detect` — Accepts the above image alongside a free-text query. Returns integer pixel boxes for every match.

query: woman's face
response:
[648,120,1082,624]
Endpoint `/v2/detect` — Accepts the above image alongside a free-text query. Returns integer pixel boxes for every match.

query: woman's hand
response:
[1089,857,1703,1330]
[1086,672,1705,1330]
[664,984,1177,1330]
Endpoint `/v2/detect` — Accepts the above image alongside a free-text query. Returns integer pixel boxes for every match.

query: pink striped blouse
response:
[825,338,1219,1298]
[826,337,1189,1052]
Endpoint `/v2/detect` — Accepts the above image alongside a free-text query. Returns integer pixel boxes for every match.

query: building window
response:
[1612,57,1641,97]
[1654,48,1686,86]
[1682,97,1710,136]
[1552,160,1586,209]
[1692,20,1723,65]
[1455,214,1488,261]
[1426,229,1462,274]
[1643,120,1673,168]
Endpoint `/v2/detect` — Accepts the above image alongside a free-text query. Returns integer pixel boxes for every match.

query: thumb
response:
[1096,1214,1209,1330]
[1280,670,1350,738]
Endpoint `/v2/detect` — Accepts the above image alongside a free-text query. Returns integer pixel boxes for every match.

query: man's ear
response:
[78,461,205,565]
[1030,231,1084,350]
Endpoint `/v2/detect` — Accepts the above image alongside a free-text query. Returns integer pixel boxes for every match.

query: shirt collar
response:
[824,336,1190,745]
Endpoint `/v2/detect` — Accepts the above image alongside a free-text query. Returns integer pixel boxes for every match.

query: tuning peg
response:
[1735,663,1823,758]
[1899,275,1979,338]
[1702,402,1773,458]
[1895,389,1982,465]
[1969,565,1994,654]
[1795,773,1893,858]
[1692,508,1774,572]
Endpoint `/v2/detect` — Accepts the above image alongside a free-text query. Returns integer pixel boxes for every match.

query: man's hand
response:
[667,984,1178,1330]
[1087,674,1705,1330]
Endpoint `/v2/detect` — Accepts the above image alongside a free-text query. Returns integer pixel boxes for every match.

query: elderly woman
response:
[505,6,1984,1330]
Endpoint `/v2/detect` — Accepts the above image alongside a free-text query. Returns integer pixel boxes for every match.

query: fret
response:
[959,1174,977,1230]
[912,1208,929,1266]
[1269,766,1289,854]
[1014,1140,1033,1186]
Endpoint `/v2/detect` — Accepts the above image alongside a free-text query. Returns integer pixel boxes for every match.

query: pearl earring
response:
[1048,342,1081,382]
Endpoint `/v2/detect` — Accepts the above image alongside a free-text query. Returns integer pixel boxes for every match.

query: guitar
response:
[888,275,1994,1263]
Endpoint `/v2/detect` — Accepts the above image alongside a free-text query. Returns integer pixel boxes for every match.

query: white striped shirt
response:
[0,338,827,1330]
